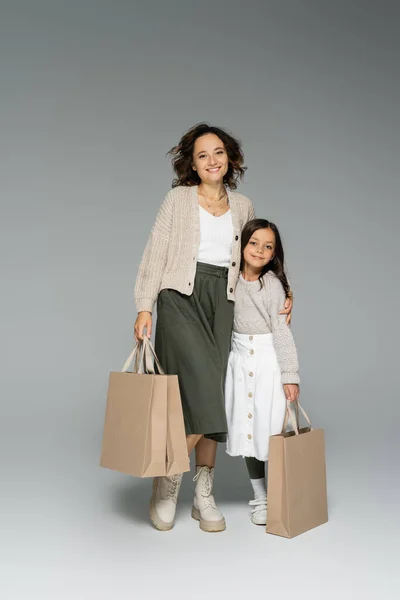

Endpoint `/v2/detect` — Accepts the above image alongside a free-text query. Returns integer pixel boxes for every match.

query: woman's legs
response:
[152,435,223,532]
[194,436,217,467]
[186,435,218,466]
[187,434,203,456]
[185,435,225,533]
[150,434,201,531]
[192,437,225,532]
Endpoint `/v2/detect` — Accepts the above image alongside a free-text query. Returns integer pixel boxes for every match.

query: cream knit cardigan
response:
[134,185,256,313]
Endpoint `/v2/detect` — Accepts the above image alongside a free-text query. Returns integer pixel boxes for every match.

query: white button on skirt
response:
[225,332,286,461]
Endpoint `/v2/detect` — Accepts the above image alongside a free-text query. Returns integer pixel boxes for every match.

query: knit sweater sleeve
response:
[134,191,174,313]
[266,274,300,384]
[248,199,256,220]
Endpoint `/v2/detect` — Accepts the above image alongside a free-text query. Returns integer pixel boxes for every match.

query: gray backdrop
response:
[1,1,399,599]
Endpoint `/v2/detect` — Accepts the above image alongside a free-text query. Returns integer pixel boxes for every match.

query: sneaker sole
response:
[191,507,226,532]
[149,479,174,532]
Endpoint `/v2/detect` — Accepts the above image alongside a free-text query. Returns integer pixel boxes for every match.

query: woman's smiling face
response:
[192,133,229,185]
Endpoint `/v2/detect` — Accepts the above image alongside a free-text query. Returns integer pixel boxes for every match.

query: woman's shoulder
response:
[230,189,252,205]
[161,185,193,208]
[165,185,192,199]
[229,189,254,219]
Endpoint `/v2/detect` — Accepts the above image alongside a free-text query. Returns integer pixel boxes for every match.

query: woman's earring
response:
[192,166,196,171]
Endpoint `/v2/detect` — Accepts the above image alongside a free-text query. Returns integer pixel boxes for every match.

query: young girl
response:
[225,218,300,525]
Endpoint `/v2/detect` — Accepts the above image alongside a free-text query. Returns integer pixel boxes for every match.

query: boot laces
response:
[166,474,181,499]
[193,468,217,509]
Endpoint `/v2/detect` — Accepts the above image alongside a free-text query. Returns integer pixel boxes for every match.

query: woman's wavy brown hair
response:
[168,123,247,190]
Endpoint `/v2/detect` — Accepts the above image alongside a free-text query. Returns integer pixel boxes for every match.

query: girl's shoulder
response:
[261,270,278,282]
[261,271,285,295]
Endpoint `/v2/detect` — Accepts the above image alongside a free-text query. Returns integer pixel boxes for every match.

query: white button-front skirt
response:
[225,332,286,461]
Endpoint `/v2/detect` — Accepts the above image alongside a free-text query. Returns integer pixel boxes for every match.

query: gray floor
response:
[1,381,398,600]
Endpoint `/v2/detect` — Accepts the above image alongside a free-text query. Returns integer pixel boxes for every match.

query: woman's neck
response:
[198,181,225,200]
[241,265,262,282]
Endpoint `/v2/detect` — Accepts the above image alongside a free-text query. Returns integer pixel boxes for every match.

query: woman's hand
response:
[283,383,299,403]
[279,295,294,325]
[134,311,152,341]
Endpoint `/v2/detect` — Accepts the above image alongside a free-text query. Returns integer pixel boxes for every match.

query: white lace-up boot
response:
[192,466,226,532]
[149,473,183,531]
[249,497,268,525]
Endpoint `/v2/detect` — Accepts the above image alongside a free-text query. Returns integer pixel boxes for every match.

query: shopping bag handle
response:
[283,400,313,435]
[121,338,165,375]
[142,337,165,375]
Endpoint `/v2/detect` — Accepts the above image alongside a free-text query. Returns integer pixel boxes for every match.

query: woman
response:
[133,123,293,533]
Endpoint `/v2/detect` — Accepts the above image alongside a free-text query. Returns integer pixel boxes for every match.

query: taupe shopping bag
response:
[145,341,190,477]
[166,375,191,476]
[100,338,189,478]
[266,401,328,538]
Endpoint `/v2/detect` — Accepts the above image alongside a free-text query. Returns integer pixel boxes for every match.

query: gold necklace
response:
[199,188,228,216]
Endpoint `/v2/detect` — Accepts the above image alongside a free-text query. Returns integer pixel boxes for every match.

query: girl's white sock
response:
[250,477,267,500]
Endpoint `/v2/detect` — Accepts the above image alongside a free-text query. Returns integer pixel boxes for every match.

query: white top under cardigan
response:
[197,207,233,268]
[133,186,255,313]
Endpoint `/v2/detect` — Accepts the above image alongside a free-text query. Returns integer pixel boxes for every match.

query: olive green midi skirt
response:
[155,262,234,443]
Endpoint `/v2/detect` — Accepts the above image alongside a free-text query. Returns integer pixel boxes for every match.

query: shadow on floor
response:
[107,451,253,524]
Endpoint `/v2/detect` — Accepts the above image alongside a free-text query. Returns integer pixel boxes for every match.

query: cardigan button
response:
[232,262,236,267]
[235,235,239,241]
[229,287,233,293]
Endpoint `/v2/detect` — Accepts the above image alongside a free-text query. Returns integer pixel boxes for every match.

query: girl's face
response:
[243,228,275,271]
[192,133,229,185]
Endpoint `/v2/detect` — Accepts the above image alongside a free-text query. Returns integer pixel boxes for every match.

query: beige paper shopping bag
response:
[100,339,189,478]
[137,340,190,477]
[166,375,190,476]
[266,401,328,538]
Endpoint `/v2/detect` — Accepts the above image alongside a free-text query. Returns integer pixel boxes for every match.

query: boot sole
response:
[149,480,174,532]
[191,507,226,532]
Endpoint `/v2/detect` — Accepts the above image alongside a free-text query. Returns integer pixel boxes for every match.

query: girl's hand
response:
[134,311,152,341]
[283,384,299,403]
[279,295,293,325]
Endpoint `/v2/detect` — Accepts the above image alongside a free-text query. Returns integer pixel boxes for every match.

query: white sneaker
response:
[149,473,183,531]
[249,497,267,525]
[192,466,226,532]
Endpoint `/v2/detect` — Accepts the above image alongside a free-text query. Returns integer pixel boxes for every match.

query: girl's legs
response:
[245,457,265,480]
[245,457,268,526]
